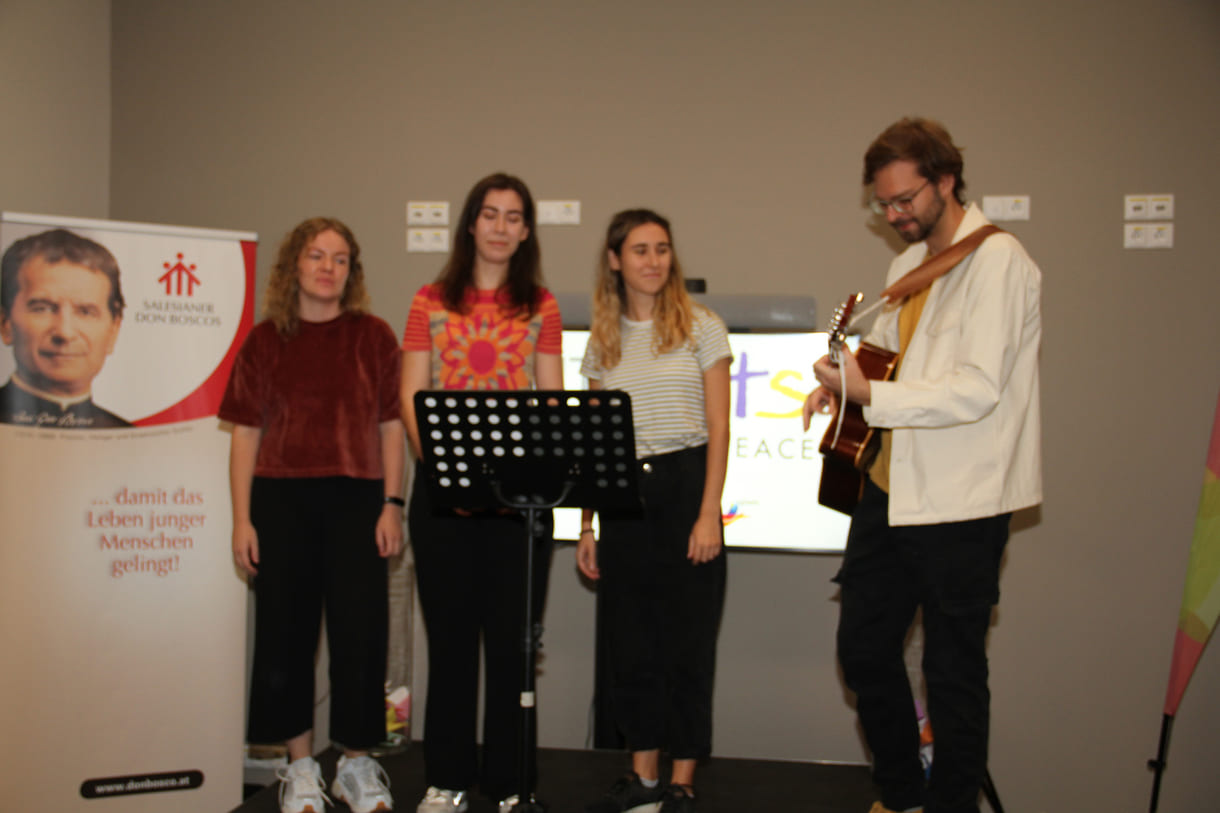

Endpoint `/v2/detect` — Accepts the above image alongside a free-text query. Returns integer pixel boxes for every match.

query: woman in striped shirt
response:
[577,209,731,813]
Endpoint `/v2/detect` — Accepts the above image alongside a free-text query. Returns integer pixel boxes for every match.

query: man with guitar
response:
[802,117,1042,813]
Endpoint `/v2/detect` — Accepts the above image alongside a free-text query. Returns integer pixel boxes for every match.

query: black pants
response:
[598,444,727,759]
[246,476,388,750]
[835,479,1009,813]
[408,476,553,801]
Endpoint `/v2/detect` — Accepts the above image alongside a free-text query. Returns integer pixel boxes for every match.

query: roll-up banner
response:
[0,212,256,811]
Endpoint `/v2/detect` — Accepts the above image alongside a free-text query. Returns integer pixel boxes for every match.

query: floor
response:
[232,744,879,813]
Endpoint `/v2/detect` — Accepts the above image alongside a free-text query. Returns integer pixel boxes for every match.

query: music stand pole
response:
[491,483,572,813]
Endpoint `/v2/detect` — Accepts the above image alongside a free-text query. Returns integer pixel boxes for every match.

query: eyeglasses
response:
[869,180,929,216]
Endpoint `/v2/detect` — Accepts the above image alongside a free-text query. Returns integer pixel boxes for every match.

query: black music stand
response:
[414,389,640,813]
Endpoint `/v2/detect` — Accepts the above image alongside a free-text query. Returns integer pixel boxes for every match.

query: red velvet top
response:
[219,312,401,479]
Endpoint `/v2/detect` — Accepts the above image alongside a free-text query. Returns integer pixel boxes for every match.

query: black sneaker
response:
[585,772,664,813]
[658,784,696,813]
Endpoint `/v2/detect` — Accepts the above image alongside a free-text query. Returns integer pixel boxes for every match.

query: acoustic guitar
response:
[817,293,898,515]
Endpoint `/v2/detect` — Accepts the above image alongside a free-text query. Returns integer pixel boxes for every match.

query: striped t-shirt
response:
[580,307,732,457]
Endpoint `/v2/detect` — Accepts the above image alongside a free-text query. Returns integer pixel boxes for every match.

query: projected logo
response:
[556,329,853,552]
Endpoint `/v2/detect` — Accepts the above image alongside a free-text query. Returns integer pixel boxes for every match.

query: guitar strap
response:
[878,224,1005,303]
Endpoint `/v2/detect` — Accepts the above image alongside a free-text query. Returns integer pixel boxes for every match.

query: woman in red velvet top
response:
[400,174,562,813]
[220,217,404,813]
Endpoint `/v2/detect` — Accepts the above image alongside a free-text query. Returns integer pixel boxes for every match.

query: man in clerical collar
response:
[0,228,130,429]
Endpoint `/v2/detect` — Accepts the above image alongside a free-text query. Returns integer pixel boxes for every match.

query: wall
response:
[102,1,1220,810]
[0,0,110,217]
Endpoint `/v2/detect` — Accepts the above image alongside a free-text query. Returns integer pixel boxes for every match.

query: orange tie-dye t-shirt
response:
[401,284,562,390]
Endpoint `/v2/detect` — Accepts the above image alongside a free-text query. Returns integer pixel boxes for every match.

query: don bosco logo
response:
[159,253,201,296]
[134,251,220,326]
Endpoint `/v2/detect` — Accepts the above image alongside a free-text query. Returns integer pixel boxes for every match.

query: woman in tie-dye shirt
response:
[400,173,562,813]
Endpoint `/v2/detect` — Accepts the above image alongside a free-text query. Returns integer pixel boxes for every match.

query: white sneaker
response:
[276,757,330,813]
[498,794,520,813]
[415,786,468,813]
[332,755,393,813]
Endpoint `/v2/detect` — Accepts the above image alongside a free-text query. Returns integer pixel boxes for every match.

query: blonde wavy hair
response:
[589,208,699,370]
[263,217,369,337]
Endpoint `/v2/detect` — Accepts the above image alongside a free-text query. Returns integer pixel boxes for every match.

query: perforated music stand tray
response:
[414,389,639,513]
[413,389,640,811]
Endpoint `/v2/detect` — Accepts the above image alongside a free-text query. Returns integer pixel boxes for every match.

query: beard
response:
[892,187,946,244]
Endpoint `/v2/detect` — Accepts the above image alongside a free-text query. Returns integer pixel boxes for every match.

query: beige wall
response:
[0,0,110,217]
[17,0,1206,810]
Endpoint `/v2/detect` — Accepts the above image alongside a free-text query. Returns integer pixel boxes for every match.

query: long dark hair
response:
[436,172,543,317]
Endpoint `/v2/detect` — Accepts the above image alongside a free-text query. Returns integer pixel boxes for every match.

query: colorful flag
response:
[1163,389,1220,716]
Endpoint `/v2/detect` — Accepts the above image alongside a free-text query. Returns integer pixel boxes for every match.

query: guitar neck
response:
[828,337,846,364]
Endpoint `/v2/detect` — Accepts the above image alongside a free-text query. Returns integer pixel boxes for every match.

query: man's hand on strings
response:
[813,350,872,408]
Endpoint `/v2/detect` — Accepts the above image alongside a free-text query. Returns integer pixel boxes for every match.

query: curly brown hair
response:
[263,217,368,336]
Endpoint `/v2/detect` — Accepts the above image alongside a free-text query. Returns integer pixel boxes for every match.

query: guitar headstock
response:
[827,293,863,359]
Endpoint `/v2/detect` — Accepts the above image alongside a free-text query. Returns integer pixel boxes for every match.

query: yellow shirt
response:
[868,284,930,493]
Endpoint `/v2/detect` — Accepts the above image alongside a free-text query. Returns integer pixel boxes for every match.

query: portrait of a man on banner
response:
[0,228,130,429]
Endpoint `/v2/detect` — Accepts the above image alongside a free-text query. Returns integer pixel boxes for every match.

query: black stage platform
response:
[233,745,876,813]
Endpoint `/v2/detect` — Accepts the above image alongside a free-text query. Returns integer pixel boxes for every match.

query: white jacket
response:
[863,204,1042,525]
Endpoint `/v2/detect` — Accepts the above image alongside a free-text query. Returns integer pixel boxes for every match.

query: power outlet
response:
[1125,193,1174,221]
[1124,223,1149,248]
[407,201,450,226]
[982,195,1030,221]
[1124,195,1150,220]
[407,228,449,253]
[1149,194,1174,219]
[537,200,581,225]
[1147,222,1174,248]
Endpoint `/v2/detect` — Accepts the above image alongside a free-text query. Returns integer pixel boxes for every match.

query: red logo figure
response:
[159,253,201,296]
